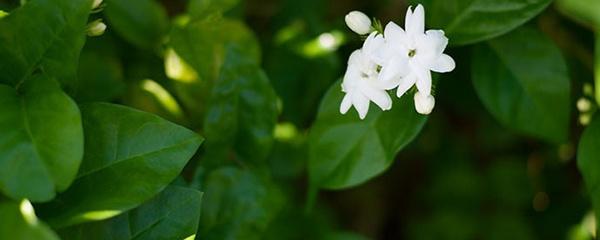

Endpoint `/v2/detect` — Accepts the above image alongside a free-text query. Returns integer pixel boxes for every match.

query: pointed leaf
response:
[411,0,551,45]
[58,186,203,240]
[309,81,427,189]
[39,103,203,228]
[471,26,570,143]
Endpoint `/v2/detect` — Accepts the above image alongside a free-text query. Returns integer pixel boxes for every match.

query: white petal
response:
[363,33,386,64]
[376,76,402,90]
[406,4,425,36]
[413,91,435,115]
[340,93,353,114]
[384,22,407,44]
[416,30,448,64]
[396,73,417,98]
[347,49,362,65]
[352,93,370,119]
[411,61,432,95]
[430,54,455,73]
[379,55,409,82]
[361,86,392,111]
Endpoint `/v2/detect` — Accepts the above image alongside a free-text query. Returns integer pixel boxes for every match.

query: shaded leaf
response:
[197,167,284,240]
[412,0,551,45]
[203,46,278,166]
[309,81,427,189]
[578,115,600,229]
[471,26,570,143]
[104,0,169,50]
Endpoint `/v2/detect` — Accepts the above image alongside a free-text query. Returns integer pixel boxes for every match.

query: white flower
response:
[340,33,392,119]
[379,4,455,98]
[345,11,372,35]
[87,20,107,37]
[414,91,435,115]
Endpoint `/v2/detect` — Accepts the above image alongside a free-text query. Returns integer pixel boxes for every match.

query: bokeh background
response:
[0,0,595,239]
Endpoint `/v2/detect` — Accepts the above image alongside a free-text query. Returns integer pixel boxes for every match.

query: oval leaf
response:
[0,74,83,202]
[412,0,551,45]
[0,200,60,240]
[471,26,570,143]
[578,115,600,229]
[39,103,203,228]
[0,0,92,87]
[203,46,278,166]
[197,167,284,240]
[58,185,203,240]
[104,0,169,50]
[308,81,427,189]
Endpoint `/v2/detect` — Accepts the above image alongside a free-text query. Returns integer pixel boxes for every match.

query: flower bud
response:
[414,91,435,115]
[577,98,592,112]
[87,20,106,37]
[92,0,103,9]
[345,11,372,35]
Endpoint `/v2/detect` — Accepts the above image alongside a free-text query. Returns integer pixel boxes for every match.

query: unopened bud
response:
[87,20,106,37]
[580,114,592,126]
[414,91,435,115]
[92,0,103,9]
[577,98,592,112]
[345,11,372,35]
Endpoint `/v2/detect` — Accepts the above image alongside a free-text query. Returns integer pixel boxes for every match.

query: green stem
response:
[595,32,600,106]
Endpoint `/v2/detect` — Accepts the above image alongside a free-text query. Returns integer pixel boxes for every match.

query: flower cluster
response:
[340,5,455,119]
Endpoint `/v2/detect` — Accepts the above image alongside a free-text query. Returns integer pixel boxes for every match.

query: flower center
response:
[408,49,416,58]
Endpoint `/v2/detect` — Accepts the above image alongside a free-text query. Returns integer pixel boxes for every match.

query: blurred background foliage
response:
[0,0,598,239]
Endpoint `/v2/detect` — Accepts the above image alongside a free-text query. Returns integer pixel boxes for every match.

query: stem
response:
[595,32,600,106]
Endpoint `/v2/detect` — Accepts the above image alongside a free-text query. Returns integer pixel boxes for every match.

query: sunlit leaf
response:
[0,0,92,87]
[39,103,203,228]
[0,74,83,202]
[58,185,203,240]
[0,200,60,240]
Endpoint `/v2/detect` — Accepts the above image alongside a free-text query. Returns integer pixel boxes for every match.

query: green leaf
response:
[168,16,261,128]
[578,116,600,229]
[188,0,240,18]
[197,167,284,240]
[411,0,551,45]
[0,200,60,240]
[73,36,125,102]
[170,16,260,83]
[104,0,169,50]
[556,0,600,29]
[58,185,203,240]
[0,0,92,87]
[0,74,83,202]
[308,81,427,189]
[203,46,278,166]
[471,26,570,143]
[39,103,203,228]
